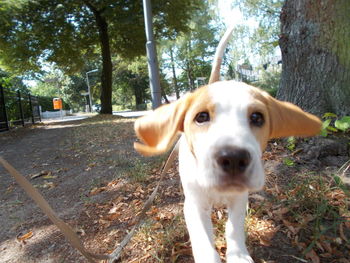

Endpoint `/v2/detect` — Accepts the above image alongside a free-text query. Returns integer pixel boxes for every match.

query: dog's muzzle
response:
[214,146,251,189]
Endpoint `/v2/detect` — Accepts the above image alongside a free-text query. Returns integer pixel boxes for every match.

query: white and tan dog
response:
[133,28,321,263]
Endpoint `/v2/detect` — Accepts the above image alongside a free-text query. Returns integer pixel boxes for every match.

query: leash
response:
[0,140,179,263]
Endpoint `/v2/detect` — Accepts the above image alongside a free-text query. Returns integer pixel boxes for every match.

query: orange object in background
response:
[53,98,63,110]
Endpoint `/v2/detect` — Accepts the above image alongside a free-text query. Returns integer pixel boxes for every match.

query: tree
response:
[233,0,283,61]
[278,0,350,116]
[0,0,199,113]
[161,1,219,93]
[0,70,30,93]
[113,57,151,110]
[160,41,181,99]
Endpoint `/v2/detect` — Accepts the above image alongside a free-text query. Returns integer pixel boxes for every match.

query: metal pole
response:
[86,69,97,112]
[143,0,161,109]
[0,84,9,131]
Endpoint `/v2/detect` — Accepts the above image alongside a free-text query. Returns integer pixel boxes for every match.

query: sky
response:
[217,0,262,66]
[218,0,257,29]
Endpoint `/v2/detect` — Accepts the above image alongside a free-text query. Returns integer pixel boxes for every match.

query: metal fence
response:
[0,84,41,132]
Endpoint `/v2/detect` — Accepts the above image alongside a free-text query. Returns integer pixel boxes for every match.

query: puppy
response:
[133,28,321,263]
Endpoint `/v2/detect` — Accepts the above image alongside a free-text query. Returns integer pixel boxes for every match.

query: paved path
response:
[41,114,94,124]
[113,110,150,118]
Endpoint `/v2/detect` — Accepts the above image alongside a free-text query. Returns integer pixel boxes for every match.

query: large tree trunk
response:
[85,2,113,114]
[278,0,350,116]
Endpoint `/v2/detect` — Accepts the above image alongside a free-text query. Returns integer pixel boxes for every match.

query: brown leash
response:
[0,140,179,263]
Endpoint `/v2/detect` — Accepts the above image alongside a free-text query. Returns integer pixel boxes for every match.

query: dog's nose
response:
[215,147,251,176]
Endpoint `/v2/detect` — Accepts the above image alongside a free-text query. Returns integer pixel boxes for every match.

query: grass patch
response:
[127,212,190,262]
[258,172,350,261]
[120,155,168,183]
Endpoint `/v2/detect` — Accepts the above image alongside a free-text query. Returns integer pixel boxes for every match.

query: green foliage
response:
[37,96,69,111]
[113,57,150,110]
[160,1,219,92]
[254,67,281,97]
[286,136,296,151]
[0,0,200,113]
[321,113,350,136]
[283,158,295,167]
[37,96,54,112]
[334,116,350,132]
[234,0,284,58]
[0,69,30,93]
[0,0,199,75]
[29,66,77,110]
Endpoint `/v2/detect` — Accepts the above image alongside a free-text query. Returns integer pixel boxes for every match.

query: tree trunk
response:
[186,40,195,91]
[134,87,144,110]
[278,0,350,116]
[133,77,146,110]
[169,47,180,99]
[85,2,113,114]
[161,87,170,103]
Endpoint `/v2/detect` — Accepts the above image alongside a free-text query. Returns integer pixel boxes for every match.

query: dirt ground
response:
[0,115,349,263]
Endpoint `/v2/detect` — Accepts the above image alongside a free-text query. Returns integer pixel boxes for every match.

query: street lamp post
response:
[143,0,162,109]
[86,69,98,112]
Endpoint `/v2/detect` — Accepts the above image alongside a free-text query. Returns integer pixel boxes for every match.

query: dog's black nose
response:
[215,147,251,176]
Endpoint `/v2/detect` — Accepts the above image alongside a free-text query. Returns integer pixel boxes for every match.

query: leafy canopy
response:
[0,0,198,74]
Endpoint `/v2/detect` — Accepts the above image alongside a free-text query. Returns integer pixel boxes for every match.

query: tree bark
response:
[134,86,144,110]
[161,91,170,104]
[186,39,195,91]
[278,0,350,116]
[85,2,113,114]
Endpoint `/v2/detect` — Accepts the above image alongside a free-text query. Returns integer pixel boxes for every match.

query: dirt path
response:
[0,115,349,263]
[0,116,152,262]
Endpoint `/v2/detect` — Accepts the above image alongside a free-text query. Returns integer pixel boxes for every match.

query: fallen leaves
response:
[305,249,320,263]
[30,170,51,179]
[247,217,280,247]
[89,186,106,196]
[33,181,56,189]
[30,169,58,189]
[171,241,193,262]
[252,171,350,262]
[9,117,347,263]
[16,231,33,243]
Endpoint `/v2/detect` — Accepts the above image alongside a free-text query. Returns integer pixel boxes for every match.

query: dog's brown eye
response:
[195,111,210,124]
[250,112,264,127]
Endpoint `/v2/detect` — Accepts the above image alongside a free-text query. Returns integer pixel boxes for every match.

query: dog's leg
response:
[225,191,254,263]
[184,196,221,263]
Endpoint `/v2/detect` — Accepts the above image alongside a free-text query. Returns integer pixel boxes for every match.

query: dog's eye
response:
[195,111,210,124]
[250,112,264,127]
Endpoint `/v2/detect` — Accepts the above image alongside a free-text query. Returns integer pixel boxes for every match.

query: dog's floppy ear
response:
[266,95,322,138]
[134,93,193,156]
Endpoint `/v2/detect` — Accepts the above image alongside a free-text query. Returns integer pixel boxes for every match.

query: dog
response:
[133,27,321,263]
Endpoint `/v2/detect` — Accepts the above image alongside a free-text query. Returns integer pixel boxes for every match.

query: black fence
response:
[0,84,41,132]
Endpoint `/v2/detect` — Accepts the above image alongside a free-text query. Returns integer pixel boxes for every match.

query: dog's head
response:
[134,81,321,192]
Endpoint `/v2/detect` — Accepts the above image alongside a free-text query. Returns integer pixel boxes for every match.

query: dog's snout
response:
[215,147,251,176]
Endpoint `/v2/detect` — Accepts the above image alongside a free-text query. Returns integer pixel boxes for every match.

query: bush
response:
[255,68,281,97]
[38,96,70,111]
